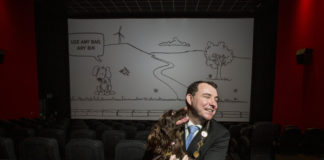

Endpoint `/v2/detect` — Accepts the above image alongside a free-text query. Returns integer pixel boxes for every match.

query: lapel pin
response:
[201,131,208,137]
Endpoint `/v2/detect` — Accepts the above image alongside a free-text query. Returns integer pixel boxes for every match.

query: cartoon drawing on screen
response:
[113,26,124,44]
[159,37,190,47]
[69,22,252,120]
[92,65,115,95]
[204,41,234,80]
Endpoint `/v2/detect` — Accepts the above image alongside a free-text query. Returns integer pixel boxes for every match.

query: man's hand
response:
[169,155,179,160]
[176,116,189,125]
[169,155,189,160]
[176,107,189,125]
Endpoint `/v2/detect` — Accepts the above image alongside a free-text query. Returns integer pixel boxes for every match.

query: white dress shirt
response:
[185,120,202,139]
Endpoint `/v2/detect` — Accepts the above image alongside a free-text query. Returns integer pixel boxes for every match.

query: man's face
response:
[186,83,218,121]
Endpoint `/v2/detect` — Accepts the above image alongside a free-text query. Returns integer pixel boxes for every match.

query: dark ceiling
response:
[63,0,269,18]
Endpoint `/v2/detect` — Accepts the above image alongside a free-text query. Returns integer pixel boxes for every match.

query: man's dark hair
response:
[186,81,218,96]
[186,81,218,107]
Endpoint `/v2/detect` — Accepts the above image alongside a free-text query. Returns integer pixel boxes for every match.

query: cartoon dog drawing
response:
[92,65,115,95]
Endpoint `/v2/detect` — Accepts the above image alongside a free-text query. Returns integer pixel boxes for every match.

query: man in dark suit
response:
[181,80,229,160]
[144,81,229,160]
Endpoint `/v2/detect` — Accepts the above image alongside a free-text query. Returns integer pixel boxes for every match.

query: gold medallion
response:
[193,151,199,158]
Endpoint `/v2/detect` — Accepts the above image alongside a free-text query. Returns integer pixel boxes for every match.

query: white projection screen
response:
[68,18,254,122]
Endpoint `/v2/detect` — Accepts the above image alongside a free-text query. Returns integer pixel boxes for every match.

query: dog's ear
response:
[92,65,99,76]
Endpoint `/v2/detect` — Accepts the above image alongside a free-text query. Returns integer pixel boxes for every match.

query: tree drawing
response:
[204,41,234,80]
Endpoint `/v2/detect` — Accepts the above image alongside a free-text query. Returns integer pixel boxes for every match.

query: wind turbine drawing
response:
[113,26,125,44]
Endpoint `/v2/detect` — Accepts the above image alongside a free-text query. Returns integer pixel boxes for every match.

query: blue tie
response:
[186,125,199,150]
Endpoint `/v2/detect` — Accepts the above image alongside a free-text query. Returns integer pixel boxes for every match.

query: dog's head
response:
[92,66,111,82]
[147,108,187,159]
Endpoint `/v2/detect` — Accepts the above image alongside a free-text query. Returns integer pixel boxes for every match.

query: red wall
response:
[0,0,39,119]
[273,0,324,130]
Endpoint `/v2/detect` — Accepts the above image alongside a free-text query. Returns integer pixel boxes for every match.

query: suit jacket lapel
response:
[195,120,218,159]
